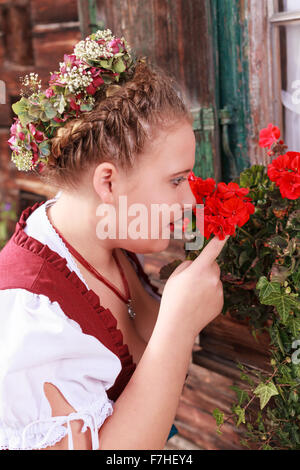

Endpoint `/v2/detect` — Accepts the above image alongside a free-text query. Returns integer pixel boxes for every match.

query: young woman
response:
[0,31,228,450]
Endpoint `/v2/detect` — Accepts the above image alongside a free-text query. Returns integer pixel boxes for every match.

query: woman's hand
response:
[157,235,229,339]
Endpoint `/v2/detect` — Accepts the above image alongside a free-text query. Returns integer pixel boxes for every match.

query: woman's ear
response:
[93,162,117,204]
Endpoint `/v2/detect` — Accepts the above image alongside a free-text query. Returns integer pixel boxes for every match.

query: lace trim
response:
[0,398,114,450]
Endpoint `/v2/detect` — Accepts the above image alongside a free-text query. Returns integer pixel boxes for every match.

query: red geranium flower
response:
[188,172,255,240]
[267,153,292,184]
[216,181,250,199]
[278,172,300,200]
[216,195,255,227]
[259,123,281,149]
[188,171,215,204]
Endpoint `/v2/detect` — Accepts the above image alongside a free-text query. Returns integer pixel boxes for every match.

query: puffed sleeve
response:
[0,288,122,450]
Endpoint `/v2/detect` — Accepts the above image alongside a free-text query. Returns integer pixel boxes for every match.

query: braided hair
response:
[42,59,193,190]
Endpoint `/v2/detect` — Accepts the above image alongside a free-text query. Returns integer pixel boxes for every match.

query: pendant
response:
[127,298,136,320]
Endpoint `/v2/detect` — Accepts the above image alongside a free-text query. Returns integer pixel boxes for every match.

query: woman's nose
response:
[182,186,197,209]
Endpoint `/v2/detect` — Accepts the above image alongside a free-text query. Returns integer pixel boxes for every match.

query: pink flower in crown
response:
[53,114,70,123]
[49,73,65,87]
[45,88,55,98]
[10,118,19,136]
[7,135,18,150]
[28,123,47,143]
[86,75,105,95]
[69,98,81,112]
[62,54,83,72]
[30,141,39,153]
[108,38,125,54]
[89,67,102,78]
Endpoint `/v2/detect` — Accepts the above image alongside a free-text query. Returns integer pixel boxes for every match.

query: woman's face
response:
[93,119,197,253]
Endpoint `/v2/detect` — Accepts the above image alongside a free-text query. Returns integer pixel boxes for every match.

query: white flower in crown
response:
[8,29,136,173]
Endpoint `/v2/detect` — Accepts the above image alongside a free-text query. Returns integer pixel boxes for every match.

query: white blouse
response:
[0,193,159,450]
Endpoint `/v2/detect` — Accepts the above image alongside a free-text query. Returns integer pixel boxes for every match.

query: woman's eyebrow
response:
[171,169,192,177]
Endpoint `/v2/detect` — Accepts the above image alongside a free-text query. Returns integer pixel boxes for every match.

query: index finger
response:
[191,235,230,268]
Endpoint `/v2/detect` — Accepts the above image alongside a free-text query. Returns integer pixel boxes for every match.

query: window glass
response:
[279,0,300,149]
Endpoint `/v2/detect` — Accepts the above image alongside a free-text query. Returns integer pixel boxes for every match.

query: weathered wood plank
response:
[199,314,272,373]
[32,28,81,68]
[0,2,34,66]
[30,0,78,25]
[95,0,221,180]
[247,0,278,166]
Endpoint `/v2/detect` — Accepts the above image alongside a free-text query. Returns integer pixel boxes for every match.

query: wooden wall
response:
[0,0,81,205]
[0,0,277,451]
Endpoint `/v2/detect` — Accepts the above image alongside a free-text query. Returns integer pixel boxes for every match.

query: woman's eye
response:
[172,176,187,187]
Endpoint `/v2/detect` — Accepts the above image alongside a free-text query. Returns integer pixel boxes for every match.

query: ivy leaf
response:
[257,277,300,324]
[253,381,279,410]
[240,439,251,449]
[230,385,250,406]
[289,317,300,337]
[240,372,255,386]
[212,408,224,427]
[271,295,300,325]
[232,405,246,427]
[257,276,281,300]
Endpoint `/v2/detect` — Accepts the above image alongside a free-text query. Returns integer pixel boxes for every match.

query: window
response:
[270,0,300,149]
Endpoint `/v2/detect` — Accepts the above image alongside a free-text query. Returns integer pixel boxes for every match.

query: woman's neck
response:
[47,192,117,274]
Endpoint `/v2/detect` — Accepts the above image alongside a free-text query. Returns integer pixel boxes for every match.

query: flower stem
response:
[237,226,255,243]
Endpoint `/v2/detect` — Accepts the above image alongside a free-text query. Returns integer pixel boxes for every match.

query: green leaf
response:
[257,277,300,324]
[240,372,255,386]
[80,102,94,112]
[230,385,250,406]
[39,141,50,157]
[113,57,126,73]
[58,94,66,114]
[18,112,32,126]
[275,328,285,355]
[232,405,246,427]
[212,408,224,427]
[289,317,300,337]
[0,221,7,240]
[240,439,251,449]
[12,97,28,117]
[44,102,57,120]
[257,277,281,301]
[253,381,279,410]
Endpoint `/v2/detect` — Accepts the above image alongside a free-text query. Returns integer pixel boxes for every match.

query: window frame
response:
[268,0,300,136]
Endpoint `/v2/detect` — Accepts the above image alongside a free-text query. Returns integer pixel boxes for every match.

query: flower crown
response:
[7,29,139,173]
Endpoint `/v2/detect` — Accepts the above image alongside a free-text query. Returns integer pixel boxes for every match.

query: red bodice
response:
[0,201,161,402]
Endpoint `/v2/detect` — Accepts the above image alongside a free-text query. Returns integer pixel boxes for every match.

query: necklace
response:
[50,221,136,320]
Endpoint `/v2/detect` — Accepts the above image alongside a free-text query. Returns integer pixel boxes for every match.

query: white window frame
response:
[268,0,300,133]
